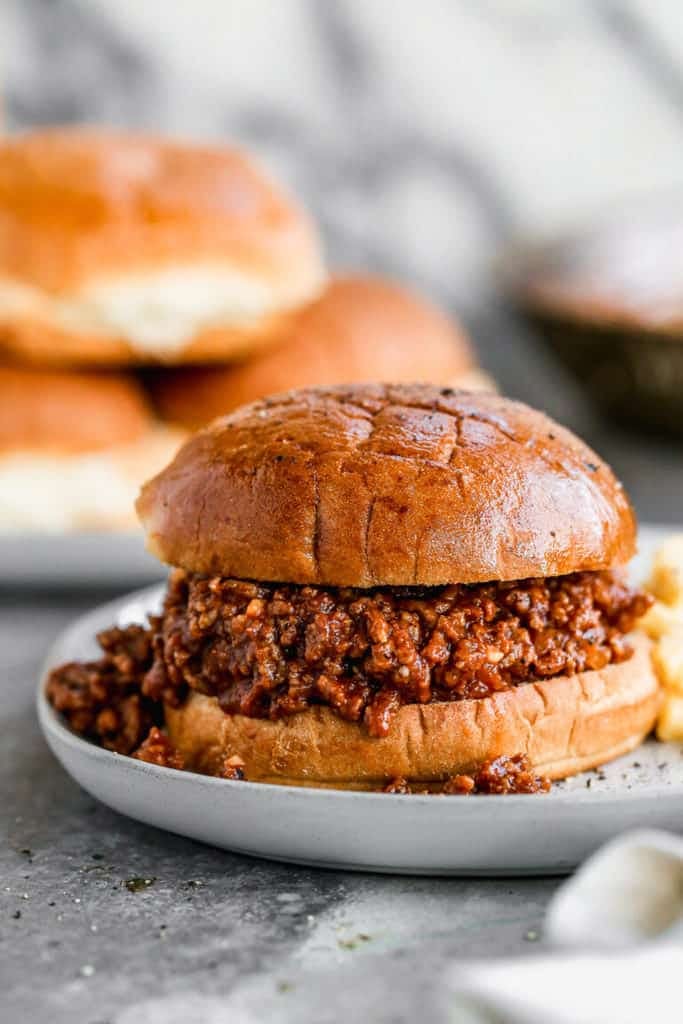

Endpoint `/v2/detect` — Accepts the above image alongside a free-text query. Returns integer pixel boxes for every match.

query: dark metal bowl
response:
[502,199,683,437]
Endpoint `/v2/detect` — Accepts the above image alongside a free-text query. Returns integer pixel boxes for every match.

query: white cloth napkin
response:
[448,830,683,1024]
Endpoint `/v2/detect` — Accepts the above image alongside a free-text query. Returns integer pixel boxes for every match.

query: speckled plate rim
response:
[36,524,683,875]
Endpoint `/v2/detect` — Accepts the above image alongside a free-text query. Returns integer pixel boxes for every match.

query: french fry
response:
[656,695,683,742]
[640,600,683,640]
[644,536,683,740]
[648,534,683,606]
[652,627,683,696]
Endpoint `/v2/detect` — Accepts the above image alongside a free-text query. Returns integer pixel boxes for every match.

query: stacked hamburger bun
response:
[0,365,185,530]
[0,128,325,366]
[0,127,324,529]
[0,127,487,530]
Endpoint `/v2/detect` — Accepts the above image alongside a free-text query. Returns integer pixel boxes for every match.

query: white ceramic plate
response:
[37,525,683,875]
[2,531,166,587]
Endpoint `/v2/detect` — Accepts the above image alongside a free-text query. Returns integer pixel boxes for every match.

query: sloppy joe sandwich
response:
[47,384,659,791]
[0,128,325,367]
[0,364,183,530]
[149,274,492,430]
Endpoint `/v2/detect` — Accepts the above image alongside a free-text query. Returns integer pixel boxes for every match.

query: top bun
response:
[0,128,325,367]
[0,364,152,453]
[149,274,488,429]
[137,384,636,587]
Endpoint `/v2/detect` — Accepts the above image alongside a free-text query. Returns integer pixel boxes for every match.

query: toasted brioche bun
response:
[164,634,659,787]
[0,128,325,366]
[0,365,184,530]
[137,384,637,586]
[148,275,492,430]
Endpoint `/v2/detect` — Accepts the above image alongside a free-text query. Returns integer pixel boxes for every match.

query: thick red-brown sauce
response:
[145,569,648,738]
[46,569,650,762]
[383,755,551,795]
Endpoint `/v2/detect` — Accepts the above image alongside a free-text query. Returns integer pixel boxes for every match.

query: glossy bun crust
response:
[164,634,659,787]
[138,384,637,586]
[149,274,485,430]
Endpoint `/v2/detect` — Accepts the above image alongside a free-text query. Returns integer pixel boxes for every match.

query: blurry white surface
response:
[2,532,166,587]
[449,829,683,1022]
[545,829,683,947]
[450,946,680,1023]
[37,525,683,874]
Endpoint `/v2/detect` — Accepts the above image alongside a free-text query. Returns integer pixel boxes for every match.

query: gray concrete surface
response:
[2,593,560,1023]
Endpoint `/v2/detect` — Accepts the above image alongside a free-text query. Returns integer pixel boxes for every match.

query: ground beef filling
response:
[132,726,184,770]
[47,568,650,754]
[147,569,649,738]
[47,624,161,754]
[383,755,552,795]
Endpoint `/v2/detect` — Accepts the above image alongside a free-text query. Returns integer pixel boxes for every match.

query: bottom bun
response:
[165,633,660,788]
[0,426,184,531]
[0,302,303,367]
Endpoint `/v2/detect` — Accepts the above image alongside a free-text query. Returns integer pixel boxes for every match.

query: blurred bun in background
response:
[0,365,183,530]
[0,128,326,367]
[0,125,493,542]
[149,273,492,430]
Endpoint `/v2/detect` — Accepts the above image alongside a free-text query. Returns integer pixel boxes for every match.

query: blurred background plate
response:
[503,195,683,438]
[2,522,670,589]
[1,532,166,588]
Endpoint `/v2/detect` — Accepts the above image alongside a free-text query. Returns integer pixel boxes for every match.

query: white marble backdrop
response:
[4,0,683,311]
